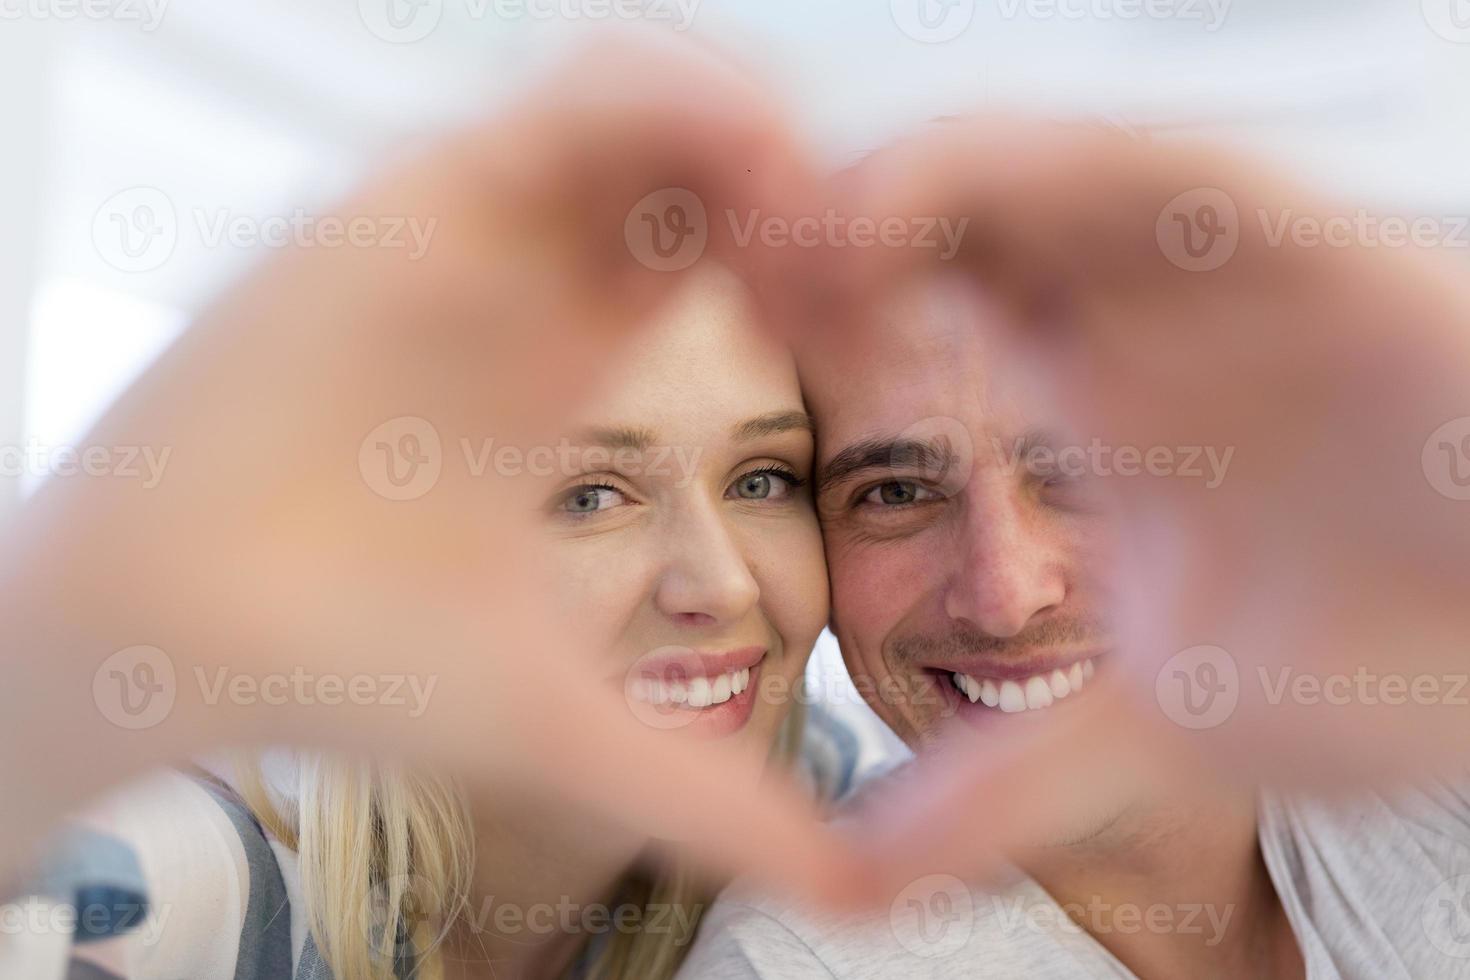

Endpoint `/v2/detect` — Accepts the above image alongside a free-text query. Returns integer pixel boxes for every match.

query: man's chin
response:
[1034,803,1132,849]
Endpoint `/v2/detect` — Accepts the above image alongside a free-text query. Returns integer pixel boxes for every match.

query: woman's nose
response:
[653,507,761,626]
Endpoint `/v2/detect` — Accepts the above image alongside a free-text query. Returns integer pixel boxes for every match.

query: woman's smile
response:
[623,645,771,739]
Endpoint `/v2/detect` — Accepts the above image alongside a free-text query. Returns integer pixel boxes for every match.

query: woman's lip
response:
[624,659,765,740]
[629,645,767,683]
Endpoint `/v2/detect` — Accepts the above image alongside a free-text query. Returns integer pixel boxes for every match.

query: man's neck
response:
[1022,788,1303,980]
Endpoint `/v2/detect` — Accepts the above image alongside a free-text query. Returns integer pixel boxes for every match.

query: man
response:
[677,274,1470,978]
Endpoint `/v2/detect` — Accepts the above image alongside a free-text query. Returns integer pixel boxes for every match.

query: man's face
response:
[803,278,1128,839]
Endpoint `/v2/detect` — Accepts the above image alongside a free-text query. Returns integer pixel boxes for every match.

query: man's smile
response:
[919,650,1104,714]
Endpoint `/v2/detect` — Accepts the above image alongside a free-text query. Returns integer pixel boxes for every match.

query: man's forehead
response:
[798,277,1020,447]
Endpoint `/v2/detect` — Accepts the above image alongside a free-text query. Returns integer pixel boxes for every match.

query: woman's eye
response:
[559,485,626,515]
[862,480,935,507]
[727,469,799,501]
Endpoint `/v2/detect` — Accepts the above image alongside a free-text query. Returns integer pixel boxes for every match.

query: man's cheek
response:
[827,569,896,654]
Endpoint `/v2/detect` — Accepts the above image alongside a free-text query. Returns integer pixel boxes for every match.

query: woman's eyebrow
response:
[731,411,816,442]
[571,425,659,451]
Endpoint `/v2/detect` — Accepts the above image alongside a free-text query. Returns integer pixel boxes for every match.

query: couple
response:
[8,41,1470,980]
[20,260,1466,980]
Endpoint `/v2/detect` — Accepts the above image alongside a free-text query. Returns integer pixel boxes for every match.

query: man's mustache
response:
[891,616,1108,664]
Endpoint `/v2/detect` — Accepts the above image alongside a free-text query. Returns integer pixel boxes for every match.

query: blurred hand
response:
[0,39,862,904]
[9,51,1470,909]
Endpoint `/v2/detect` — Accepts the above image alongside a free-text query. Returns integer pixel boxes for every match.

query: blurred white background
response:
[1,0,1466,740]
[4,0,1469,507]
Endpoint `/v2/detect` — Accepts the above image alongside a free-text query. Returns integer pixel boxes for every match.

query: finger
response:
[478,643,876,910]
[840,674,1190,900]
[454,36,823,324]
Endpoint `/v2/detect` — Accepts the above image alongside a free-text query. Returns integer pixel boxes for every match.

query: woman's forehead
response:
[568,270,803,440]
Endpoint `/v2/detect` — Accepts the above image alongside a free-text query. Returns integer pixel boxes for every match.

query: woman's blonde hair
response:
[236,703,806,980]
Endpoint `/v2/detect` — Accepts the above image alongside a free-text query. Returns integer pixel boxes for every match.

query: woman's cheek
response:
[546,538,646,644]
[752,518,829,680]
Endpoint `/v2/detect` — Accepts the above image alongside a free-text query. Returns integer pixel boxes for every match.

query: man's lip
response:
[629,645,767,683]
[921,648,1108,681]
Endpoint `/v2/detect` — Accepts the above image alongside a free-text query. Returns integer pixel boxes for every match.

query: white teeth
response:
[998,679,1027,713]
[953,659,1097,714]
[1049,669,1070,699]
[631,667,751,708]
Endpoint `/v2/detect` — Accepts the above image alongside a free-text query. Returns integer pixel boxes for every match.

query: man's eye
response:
[1041,471,1076,488]
[560,485,626,515]
[862,481,935,507]
[1041,472,1099,512]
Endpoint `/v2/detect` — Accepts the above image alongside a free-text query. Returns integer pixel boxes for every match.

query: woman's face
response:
[537,271,828,752]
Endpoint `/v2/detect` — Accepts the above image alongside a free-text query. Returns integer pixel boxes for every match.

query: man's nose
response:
[942,495,1066,638]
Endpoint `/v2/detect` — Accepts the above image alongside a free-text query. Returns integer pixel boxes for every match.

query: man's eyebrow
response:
[731,411,816,442]
[572,425,659,451]
[1011,427,1059,460]
[817,437,957,496]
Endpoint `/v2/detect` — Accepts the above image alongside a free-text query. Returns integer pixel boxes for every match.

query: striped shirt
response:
[0,767,396,980]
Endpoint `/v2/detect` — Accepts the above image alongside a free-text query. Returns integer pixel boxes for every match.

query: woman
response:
[5,262,829,980]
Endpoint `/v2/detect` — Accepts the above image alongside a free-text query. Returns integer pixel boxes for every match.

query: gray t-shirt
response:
[677,776,1470,979]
